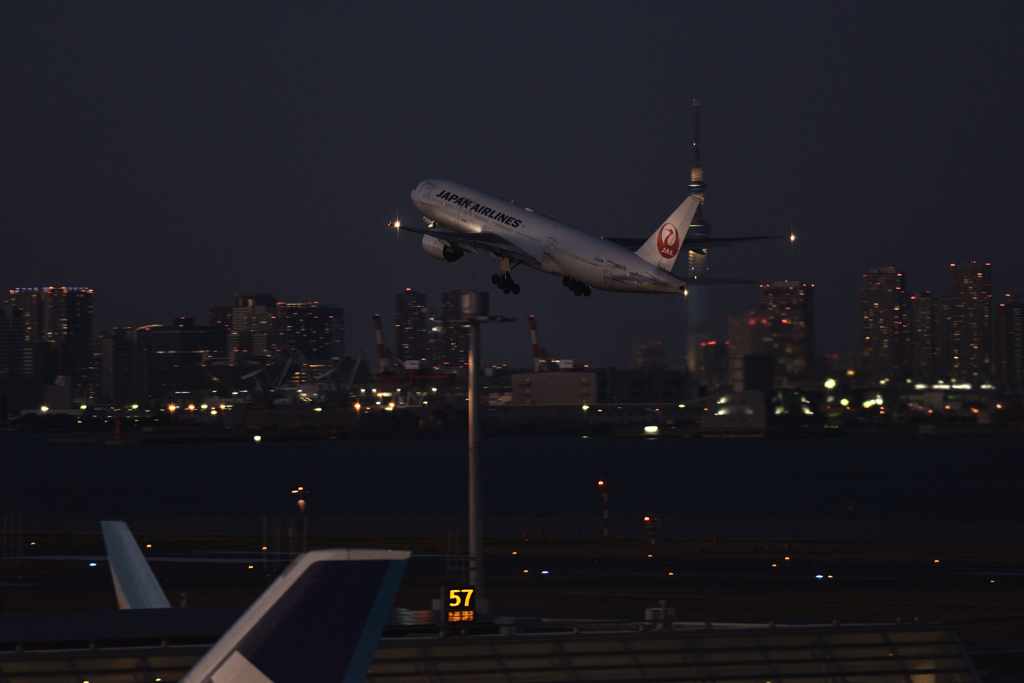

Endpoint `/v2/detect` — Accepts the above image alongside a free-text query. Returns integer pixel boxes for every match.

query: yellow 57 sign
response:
[446,586,476,623]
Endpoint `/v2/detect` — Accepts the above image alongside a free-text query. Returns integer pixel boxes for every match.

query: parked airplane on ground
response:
[95,522,408,682]
[101,520,172,609]
[394,180,774,296]
[181,548,408,683]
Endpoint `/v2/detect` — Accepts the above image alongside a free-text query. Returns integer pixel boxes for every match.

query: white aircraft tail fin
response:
[634,196,699,271]
[180,549,410,683]
[101,520,171,610]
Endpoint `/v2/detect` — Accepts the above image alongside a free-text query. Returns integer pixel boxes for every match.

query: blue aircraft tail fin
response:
[100,520,171,609]
[180,549,410,683]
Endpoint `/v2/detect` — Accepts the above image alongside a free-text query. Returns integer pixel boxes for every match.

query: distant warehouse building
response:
[699,391,767,435]
[510,371,605,405]
[510,369,696,406]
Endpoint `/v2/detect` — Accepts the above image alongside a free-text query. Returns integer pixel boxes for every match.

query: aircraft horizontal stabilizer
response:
[685,235,783,248]
[602,234,782,251]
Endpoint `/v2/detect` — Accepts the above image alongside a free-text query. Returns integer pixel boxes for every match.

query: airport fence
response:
[4,512,1024,548]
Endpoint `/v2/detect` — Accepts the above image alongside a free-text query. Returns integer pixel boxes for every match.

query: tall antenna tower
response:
[686,100,713,372]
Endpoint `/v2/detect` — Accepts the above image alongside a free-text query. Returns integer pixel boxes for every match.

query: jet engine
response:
[421,234,464,262]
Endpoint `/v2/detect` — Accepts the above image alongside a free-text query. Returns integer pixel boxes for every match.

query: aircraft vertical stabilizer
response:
[634,196,699,272]
[101,520,171,610]
[180,549,410,683]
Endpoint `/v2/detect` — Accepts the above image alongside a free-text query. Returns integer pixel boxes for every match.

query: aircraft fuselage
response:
[411,180,687,294]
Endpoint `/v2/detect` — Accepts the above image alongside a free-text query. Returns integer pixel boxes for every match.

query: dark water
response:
[1,434,1022,522]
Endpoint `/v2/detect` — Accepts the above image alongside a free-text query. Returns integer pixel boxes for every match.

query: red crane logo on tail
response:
[656,223,680,259]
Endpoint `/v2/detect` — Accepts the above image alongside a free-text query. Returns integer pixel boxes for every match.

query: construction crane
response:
[528,315,556,372]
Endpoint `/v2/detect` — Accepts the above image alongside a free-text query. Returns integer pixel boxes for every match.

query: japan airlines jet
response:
[395,179,771,297]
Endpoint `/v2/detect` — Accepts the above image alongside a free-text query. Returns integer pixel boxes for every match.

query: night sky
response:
[3,2,1022,368]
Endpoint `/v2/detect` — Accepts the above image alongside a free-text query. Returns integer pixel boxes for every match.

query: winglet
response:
[635,197,699,272]
[180,549,410,683]
[100,520,171,610]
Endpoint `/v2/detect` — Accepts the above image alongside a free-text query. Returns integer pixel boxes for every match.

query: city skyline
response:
[2,3,1022,368]
[6,258,1019,378]
[2,269,1021,415]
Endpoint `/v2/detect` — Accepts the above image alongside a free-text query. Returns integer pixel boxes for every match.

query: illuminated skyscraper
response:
[949,262,992,383]
[860,268,907,384]
[727,313,775,393]
[8,287,93,386]
[229,293,278,358]
[98,326,150,403]
[0,304,29,377]
[208,306,232,330]
[758,280,815,384]
[147,318,228,399]
[279,302,345,360]
[933,296,957,381]
[693,339,729,388]
[686,100,712,371]
[628,341,666,370]
[8,287,93,348]
[435,290,469,367]
[395,288,431,365]
[993,294,1021,392]
[908,292,937,383]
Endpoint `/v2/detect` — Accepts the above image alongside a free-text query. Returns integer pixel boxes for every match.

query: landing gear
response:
[493,272,520,295]
[562,277,591,297]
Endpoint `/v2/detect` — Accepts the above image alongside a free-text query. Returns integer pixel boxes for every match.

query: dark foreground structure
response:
[371,626,979,682]
[0,608,980,682]
[4,530,1021,681]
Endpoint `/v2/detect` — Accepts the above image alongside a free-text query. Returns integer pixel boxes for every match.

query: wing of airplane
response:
[685,235,782,248]
[606,272,665,285]
[396,223,541,266]
[680,276,761,285]
[603,235,781,251]
[605,273,757,287]
[101,520,172,609]
[180,548,410,683]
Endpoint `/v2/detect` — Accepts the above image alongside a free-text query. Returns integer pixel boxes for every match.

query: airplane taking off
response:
[395,179,774,297]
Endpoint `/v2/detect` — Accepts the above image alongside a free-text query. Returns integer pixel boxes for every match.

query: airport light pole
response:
[599,480,610,541]
[293,486,307,553]
[468,317,482,591]
[448,292,513,609]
